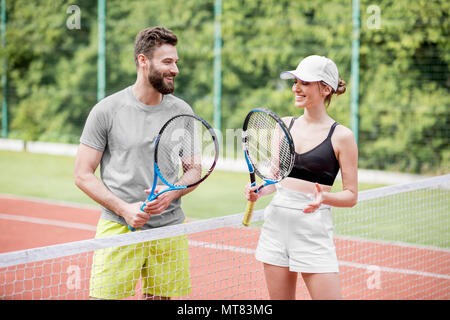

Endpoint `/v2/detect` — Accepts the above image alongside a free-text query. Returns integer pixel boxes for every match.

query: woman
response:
[245,55,358,300]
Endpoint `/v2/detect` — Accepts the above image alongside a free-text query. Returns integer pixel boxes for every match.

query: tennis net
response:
[0,174,449,300]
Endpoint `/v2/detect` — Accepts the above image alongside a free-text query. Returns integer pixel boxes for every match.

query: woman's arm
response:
[303,126,358,213]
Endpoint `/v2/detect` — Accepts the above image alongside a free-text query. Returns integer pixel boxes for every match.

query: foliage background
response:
[0,0,448,174]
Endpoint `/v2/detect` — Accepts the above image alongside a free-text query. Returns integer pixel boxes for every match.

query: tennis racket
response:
[241,107,295,226]
[128,114,219,231]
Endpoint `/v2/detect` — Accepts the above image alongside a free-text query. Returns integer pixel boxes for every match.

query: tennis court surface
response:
[0,175,448,300]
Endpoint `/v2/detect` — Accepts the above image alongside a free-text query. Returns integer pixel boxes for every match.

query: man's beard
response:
[148,67,175,95]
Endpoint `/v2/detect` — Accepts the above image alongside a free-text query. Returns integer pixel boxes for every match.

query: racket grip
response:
[242,201,256,226]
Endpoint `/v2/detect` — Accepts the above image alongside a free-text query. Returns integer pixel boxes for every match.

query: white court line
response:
[0,193,99,210]
[336,234,450,253]
[0,213,97,231]
[338,260,450,280]
[189,240,450,281]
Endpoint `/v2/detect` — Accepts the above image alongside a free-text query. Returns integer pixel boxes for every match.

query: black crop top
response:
[287,117,340,186]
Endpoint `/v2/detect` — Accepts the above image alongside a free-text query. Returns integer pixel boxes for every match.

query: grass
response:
[0,150,383,218]
[1,150,447,248]
[0,151,95,205]
[333,189,450,248]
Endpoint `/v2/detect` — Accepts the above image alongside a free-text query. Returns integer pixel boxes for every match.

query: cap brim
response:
[280,71,296,80]
[280,71,322,82]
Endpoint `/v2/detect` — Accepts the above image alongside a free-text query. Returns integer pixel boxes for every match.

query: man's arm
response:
[74,143,150,229]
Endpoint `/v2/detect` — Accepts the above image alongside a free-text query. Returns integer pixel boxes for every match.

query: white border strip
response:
[0,138,430,184]
[0,138,25,151]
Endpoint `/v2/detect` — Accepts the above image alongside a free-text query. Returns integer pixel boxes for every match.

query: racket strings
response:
[156,116,217,187]
[246,112,293,181]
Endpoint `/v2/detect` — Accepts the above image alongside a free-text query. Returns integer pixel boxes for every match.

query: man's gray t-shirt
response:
[80,85,193,229]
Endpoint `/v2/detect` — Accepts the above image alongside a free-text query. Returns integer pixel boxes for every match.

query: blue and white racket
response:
[241,107,295,226]
[129,114,219,231]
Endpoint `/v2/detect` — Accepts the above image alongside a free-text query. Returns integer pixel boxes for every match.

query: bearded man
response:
[74,27,193,300]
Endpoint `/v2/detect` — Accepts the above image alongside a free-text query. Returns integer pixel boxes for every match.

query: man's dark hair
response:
[134,26,178,67]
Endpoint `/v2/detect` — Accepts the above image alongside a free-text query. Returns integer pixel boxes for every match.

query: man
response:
[74,26,193,300]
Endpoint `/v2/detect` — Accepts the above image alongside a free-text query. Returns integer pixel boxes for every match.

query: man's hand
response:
[141,185,179,215]
[119,201,150,229]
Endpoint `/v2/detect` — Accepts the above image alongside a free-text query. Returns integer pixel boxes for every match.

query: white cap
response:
[280,55,339,91]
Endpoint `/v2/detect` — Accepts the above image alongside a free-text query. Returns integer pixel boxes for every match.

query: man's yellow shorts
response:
[89,218,191,299]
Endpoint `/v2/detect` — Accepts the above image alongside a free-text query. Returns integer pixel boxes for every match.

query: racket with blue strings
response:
[128,114,219,231]
[241,107,295,226]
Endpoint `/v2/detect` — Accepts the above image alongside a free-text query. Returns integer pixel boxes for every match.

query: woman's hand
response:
[244,183,261,202]
[303,183,323,213]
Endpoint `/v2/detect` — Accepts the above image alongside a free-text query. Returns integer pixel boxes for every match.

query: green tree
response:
[359,0,449,173]
[1,0,447,174]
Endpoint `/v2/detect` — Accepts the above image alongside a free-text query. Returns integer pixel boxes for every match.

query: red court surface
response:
[0,195,449,300]
[0,196,100,252]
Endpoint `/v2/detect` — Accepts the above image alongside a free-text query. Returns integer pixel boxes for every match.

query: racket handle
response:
[128,225,136,232]
[242,201,256,226]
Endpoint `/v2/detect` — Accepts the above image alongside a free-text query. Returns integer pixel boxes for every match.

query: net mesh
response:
[156,115,217,187]
[0,175,449,300]
[245,111,293,181]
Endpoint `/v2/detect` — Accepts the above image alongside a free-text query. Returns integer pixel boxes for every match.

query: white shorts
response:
[255,185,339,273]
